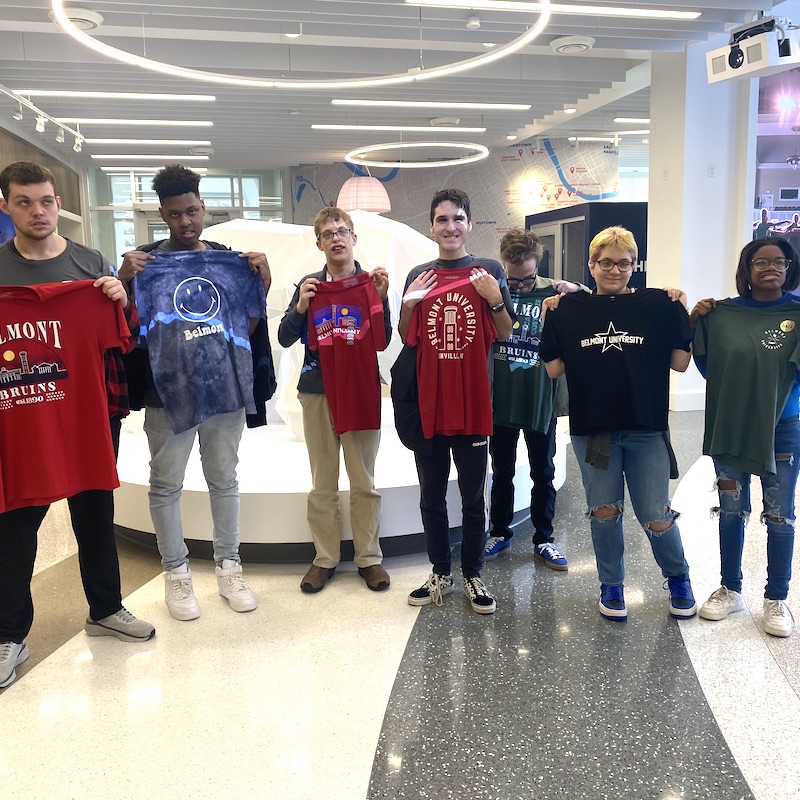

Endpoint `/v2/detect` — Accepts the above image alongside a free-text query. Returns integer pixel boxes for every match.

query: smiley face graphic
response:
[173,277,221,323]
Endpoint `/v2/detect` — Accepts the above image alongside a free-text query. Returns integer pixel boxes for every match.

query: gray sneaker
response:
[0,641,29,688]
[85,608,156,643]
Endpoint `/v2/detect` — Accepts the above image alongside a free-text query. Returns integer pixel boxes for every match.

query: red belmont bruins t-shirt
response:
[0,280,132,512]
[405,268,497,438]
[307,272,388,434]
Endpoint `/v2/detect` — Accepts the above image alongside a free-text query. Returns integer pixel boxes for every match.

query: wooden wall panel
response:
[0,129,81,215]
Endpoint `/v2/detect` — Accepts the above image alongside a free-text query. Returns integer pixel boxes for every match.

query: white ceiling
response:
[0,1,772,172]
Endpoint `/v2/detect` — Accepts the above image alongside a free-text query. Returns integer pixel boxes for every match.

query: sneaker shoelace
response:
[221,572,249,594]
[664,578,692,600]
[171,578,195,601]
[484,537,503,553]
[707,587,735,606]
[0,641,17,662]
[428,574,448,606]
[766,600,794,623]
[538,543,562,560]
[112,608,136,624]
[465,577,491,600]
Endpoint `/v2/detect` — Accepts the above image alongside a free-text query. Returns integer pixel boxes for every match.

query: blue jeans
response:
[144,407,245,571]
[571,431,690,586]
[713,416,800,601]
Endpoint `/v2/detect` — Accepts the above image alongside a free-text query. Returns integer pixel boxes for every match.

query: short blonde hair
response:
[588,226,638,264]
[314,206,354,238]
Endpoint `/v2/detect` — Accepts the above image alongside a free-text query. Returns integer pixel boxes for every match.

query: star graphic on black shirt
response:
[596,321,627,353]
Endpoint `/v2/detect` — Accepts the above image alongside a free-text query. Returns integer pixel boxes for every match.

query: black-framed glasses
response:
[317,227,353,242]
[508,276,536,291]
[595,258,634,272]
[751,258,791,271]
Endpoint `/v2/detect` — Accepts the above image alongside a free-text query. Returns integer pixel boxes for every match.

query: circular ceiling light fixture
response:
[550,35,595,55]
[50,0,551,90]
[345,141,489,169]
[48,6,103,31]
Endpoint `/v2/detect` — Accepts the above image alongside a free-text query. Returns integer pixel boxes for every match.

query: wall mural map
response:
[292,139,619,257]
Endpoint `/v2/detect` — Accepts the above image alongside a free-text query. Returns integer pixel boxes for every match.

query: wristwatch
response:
[490,301,505,313]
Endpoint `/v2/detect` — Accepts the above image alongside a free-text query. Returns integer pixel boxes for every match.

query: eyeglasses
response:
[317,227,353,242]
[508,276,536,290]
[751,258,791,271]
[594,258,634,272]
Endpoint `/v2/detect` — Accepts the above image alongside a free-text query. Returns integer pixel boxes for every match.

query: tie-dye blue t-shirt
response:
[134,250,266,433]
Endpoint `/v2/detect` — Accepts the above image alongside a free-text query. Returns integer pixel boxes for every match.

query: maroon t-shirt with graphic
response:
[307,271,388,434]
[405,268,497,438]
[0,280,131,511]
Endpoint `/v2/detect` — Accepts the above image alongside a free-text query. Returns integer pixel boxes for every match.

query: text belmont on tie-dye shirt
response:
[134,250,266,434]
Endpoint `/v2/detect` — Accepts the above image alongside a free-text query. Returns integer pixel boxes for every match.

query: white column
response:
[647,37,758,411]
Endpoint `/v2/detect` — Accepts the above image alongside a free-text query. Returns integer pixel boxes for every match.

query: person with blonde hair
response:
[540,226,696,621]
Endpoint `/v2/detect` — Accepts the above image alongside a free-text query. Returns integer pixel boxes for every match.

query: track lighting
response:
[12,104,23,121]
[56,128,65,143]
[35,115,46,133]
[73,137,83,152]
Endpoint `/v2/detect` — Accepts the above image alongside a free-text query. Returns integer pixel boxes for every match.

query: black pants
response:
[0,416,124,644]
[489,419,557,545]
[413,434,488,578]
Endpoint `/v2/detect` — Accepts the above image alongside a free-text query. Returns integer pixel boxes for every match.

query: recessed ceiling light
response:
[90,154,210,160]
[332,99,531,110]
[56,118,213,126]
[14,90,216,101]
[613,117,650,123]
[85,139,213,145]
[613,129,649,136]
[564,107,577,114]
[405,0,700,20]
[101,166,209,172]
[506,135,518,140]
[482,42,496,47]
[312,124,486,132]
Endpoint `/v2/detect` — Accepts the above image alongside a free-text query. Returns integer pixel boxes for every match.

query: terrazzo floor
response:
[2,411,799,800]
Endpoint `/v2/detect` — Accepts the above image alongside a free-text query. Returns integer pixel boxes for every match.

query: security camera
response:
[728,44,745,69]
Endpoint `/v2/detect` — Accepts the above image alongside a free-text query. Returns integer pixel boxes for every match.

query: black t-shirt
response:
[539,288,691,435]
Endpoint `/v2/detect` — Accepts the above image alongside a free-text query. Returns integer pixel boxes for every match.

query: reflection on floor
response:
[2,411,799,800]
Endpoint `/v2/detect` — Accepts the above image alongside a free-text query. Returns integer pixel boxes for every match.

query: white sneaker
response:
[0,641,29,688]
[763,599,794,638]
[216,559,258,613]
[164,565,201,621]
[698,586,745,621]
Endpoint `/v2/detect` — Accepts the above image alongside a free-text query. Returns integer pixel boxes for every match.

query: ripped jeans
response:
[712,415,800,601]
[572,431,690,587]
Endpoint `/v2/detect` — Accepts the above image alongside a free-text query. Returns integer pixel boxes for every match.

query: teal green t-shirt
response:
[492,285,559,434]
[694,298,800,475]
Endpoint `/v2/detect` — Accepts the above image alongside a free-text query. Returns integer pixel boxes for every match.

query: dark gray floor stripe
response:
[369,412,754,800]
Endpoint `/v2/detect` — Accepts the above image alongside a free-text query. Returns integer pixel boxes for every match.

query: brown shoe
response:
[358,564,391,592]
[300,565,336,594]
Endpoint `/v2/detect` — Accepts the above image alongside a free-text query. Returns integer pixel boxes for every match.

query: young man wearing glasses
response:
[484,228,586,570]
[540,226,696,622]
[278,207,392,594]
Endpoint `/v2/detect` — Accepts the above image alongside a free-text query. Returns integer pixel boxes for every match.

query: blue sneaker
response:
[535,542,568,571]
[484,536,511,561]
[665,575,697,619]
[599,584,627,621]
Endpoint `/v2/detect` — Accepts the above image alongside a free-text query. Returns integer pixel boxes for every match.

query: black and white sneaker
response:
[463,576,496,615]
[408,572,454,607]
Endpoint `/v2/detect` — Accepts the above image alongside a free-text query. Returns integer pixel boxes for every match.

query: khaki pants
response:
[299,392,383,568]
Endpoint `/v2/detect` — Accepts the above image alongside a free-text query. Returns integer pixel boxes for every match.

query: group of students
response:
[0,161,797,691]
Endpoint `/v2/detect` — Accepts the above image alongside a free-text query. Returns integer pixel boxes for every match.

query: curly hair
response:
[735,236,800,297]
[151,164,202,203]
[499,227,543,267]
[0,161,56,199]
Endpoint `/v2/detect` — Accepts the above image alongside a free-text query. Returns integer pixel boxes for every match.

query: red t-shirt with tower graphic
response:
[405,267,497,438]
